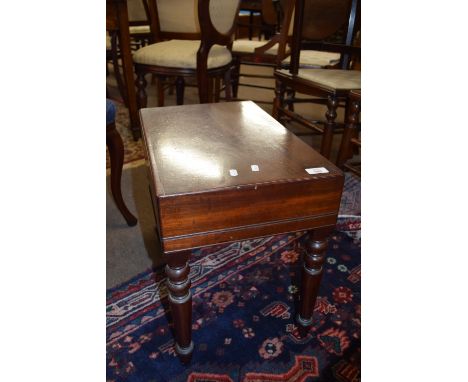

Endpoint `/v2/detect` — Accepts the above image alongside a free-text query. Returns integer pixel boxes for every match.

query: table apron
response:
[161,213,338,253]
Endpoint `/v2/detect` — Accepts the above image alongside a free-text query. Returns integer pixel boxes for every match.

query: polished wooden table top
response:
[141,101,344,253]
[141,101,341,194]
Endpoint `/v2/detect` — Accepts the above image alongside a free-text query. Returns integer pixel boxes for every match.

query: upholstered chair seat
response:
[277,68,360,90]
[133,40,232,69]
[281,50,341,68]
[232,40,290,56]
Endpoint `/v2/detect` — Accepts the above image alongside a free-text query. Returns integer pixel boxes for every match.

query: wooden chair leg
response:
[232,57,241,99]
[224,69,232,100]
[175,76,185,105]
[337,98,360,168]
[197,52,209,103]
[273,79,286,120]
[135,70,148,109]
[214,76,220,103]
[106,122,137,226]
[110,32,128,107]
[207,77,215,103]
[321,95,338,159]
[287,90,295,112]
[157,77,165,107]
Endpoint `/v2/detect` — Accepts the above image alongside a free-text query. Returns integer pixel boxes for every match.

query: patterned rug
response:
[107,230,360,382]
[107,169,360,382]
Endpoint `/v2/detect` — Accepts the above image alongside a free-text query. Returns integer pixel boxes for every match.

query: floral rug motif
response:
[106,230,361,381]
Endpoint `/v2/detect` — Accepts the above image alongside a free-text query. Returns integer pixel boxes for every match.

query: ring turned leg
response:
[272,80,286,120]
[337,98,360,168]
[232,57,240,99]
[175,76,185,105]
[135,70,148,109]
[157,77,165,107]
[165,250,193,363]
[224,69,232,100]
[321,95,338,159]
[297,228,331,327]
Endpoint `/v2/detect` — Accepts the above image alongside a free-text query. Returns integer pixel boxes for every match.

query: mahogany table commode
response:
[140,101,344,362]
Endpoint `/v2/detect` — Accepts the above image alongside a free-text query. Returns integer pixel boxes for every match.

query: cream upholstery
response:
[278,68,361,90]
[282,50,341,68]
[129,25,151,34]
[209,0,239,35]
[133,40,232,69]
[233,40,290,56]
[127,0,148,21]
[157,0,200,33]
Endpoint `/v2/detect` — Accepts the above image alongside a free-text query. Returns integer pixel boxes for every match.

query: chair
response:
[272,0,360,160]
[107,0,141,140]
[128,0,152,49]
[237,0,279,40]
[133,0,241,106]
[280,0,355,70]
[231,0,294,100]
[106,100,138,226]
[336,90,360,174]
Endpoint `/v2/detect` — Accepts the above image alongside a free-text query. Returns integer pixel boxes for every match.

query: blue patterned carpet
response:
[107,173,360,381]
[107,227,360,382]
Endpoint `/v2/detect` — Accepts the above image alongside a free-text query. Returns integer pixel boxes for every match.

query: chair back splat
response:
[198,0,241,102]
[134,0,241,105]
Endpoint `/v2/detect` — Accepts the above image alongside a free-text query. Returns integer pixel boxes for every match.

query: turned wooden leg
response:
[224,69,232,100]
[272,80,286,120]
[214,76,220,103]
[175,76,185,105]
[232,57,241,99]
[165,250,193,363]
[207,78,215,103]
[297,228,331,327]
[106,122,137,226]
[337,98,360,168]
[135,70,148,109]
[287,90,295,112]
[321,95,338,159]
[157,77,165,107]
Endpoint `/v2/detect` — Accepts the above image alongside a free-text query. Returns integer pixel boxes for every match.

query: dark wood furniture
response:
[107,0,141,140]
[337,89,360,174]
[134,0,240,106]
[237,0,278,40]
[127,0,152,49]
[141,101,344,362]
[272,0,360,160]
[106,100,138,226]
[231,0,294,100]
